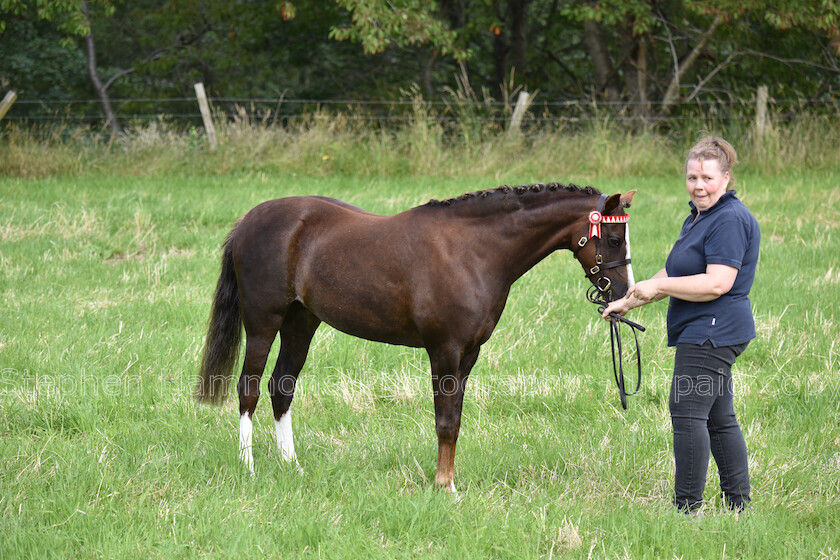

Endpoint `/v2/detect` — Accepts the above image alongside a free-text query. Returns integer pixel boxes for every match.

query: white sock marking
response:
[625,224,636,287]
[276,410,305,473]
[239,413,255,475]
[275,411,296,462]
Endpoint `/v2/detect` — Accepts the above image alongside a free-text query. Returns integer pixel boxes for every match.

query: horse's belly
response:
[328,319,425,348]
[298,279,426,348]
[312,305,425,348]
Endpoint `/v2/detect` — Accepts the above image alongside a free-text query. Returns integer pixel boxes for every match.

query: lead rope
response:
[586,284,645,409]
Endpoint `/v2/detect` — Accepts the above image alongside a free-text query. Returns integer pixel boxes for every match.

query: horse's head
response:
[572,190,637,302]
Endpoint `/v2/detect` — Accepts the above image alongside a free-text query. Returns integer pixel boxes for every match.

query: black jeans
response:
[669,341,750,512]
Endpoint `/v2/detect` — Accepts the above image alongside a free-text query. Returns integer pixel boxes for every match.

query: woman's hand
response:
[601,269,669,320]
[602,287,637,319]
[631,279,660,302]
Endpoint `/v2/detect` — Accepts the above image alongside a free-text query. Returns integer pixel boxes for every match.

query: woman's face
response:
[685,158,729,212]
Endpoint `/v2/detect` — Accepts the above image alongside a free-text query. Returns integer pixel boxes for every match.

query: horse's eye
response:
[608,236,622,248]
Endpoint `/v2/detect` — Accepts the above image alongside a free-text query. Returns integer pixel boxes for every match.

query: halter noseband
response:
[572,194,631,295]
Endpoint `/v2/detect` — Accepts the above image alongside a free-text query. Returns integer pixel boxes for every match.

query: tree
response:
[559,0,840,118]
[3,0,838,128]
[0,0,94,35]
[80,0,122,135]
[1,0,124,133]
[329,0,465,60]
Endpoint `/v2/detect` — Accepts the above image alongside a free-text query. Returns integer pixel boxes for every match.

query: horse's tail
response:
[195,228,242,404]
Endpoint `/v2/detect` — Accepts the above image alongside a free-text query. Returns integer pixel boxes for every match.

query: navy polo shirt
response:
[665,191,760,347]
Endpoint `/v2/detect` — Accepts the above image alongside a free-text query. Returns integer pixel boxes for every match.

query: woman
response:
[604,136,760,514]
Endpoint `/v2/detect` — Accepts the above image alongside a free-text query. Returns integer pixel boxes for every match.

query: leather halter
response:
[572,194,631,296]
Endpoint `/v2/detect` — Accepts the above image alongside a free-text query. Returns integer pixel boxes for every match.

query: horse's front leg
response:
[429,345,480,493]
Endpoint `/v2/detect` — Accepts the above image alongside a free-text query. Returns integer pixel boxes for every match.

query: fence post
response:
[755,85,769,139]
[194,82,218,151]
[508,91,531,136]
[0,90,18,123]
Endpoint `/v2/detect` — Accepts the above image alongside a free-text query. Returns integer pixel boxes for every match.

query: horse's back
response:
[232,196,379,246]
[308,195,375,215]
[239,195,372,225]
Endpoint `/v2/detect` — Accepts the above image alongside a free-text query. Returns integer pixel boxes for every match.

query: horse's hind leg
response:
[267,303,321,466]
[237,320,282,475]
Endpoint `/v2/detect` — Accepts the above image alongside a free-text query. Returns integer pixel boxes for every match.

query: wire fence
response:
[3,93,839,135]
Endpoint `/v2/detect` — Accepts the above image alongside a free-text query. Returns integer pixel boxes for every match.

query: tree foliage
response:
[330,0,465,60]
[0,0,114,36]
[1,0,838,125]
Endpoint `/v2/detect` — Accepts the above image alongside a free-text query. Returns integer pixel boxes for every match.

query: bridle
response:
[573,194,645,409]
[571,194,632,300]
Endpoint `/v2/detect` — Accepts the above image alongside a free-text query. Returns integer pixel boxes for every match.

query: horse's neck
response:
[505,196,591,279]
[446,193,592,284]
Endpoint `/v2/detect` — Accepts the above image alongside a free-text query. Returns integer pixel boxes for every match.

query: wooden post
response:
[508,91,531,135]
[194,82,218,151]
[755,85,769,139]
[0,90,18,123]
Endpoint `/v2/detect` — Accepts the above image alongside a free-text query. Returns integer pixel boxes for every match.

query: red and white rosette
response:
[589,211,629,238]
[588,210,603,238]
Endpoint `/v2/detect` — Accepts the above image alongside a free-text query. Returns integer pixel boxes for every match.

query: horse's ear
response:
[620,189,637,209]
[604,190,636,213]
[603,193,623,213]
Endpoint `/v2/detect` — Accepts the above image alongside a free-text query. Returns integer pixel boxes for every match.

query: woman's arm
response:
[633,264,737,303]
[601,264,737,319]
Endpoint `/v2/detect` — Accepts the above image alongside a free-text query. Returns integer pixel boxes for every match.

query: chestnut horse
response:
[196,182,636,492]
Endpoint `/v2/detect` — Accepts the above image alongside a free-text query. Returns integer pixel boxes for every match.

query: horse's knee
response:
[435,414,461,444]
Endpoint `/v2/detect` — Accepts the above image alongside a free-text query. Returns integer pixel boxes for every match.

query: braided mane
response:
[424,182,600,207]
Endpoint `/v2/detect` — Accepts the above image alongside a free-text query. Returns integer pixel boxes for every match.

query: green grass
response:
[1,171,839,559]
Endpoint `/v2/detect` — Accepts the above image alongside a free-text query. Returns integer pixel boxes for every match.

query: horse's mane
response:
[424,182,601,208]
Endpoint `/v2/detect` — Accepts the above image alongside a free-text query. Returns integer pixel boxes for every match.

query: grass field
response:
[1,170,839,559]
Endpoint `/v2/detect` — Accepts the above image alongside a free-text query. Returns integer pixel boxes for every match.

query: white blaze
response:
[625,224,636,287]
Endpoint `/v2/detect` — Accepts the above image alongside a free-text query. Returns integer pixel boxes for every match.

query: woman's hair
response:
[685,136,738,190]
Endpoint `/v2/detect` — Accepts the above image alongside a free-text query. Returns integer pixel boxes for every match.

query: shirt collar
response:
[689,190,738,217]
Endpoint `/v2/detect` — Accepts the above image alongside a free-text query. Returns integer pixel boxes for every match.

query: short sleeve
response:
[705,212,747,269]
